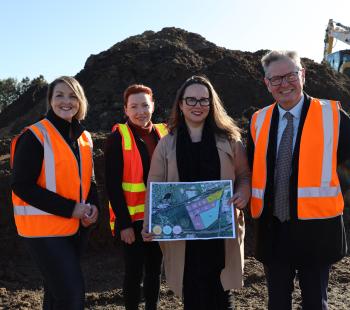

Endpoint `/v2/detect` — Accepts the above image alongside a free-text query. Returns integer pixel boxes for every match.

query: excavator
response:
[324,19,350,76]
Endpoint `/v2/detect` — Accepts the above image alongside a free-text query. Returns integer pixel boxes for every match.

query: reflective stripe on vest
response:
[14,205,50,215]
[108,123,168,236]
[250,98,343,220]
[11,118,93,237]
[122,182,146,192]
[250,104,275,218]
[154,123,169,138]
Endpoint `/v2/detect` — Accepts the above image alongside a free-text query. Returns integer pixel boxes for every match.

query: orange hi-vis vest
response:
[11,118,93,237]
[109,123,168,236]
[250,98,344,220]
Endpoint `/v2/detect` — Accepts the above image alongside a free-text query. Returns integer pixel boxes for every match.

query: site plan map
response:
[149,180,235,241]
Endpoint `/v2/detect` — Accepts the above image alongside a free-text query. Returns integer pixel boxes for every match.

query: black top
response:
[11,109,99,218]
[247,93,350,265]
[183,141,225,275]
[104,122,160,233]
[176,121,225,275]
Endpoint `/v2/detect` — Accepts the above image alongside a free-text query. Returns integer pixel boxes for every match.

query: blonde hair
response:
[168,75,241,141]
[47,76,88,121]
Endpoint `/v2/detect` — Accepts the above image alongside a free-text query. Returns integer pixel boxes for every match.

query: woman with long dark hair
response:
[143,75,251,309]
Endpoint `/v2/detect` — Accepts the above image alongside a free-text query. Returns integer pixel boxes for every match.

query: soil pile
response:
[1,27,350,309]
[1,27,350,135]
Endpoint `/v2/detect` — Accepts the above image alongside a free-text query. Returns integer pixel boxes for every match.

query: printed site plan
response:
[149,180,235,241]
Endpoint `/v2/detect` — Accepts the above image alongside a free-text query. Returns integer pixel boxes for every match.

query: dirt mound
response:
[1,27,350,136]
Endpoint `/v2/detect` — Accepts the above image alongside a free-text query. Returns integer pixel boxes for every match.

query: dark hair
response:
[168,75,241,141]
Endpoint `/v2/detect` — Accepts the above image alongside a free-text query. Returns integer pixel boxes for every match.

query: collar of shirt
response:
[277,95,304,121]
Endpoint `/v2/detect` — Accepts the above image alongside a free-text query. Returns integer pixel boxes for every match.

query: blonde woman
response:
[11,76,98,309]
[143,76,250,309]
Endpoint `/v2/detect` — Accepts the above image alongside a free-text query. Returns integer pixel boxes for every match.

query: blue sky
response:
[1,0,349,82]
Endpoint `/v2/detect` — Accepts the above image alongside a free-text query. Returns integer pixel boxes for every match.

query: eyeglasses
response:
[267,71,300,86]
[182,97,210,106]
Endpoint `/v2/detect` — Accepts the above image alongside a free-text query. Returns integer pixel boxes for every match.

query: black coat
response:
[247,93,350,265]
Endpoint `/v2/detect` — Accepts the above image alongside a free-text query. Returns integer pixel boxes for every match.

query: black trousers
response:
[24,232,86,310]
[264,220,330,310]
[122,221,162,310]
[183,240,232,310]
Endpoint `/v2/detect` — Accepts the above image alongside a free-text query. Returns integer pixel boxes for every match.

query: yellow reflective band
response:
[122,182,146,192]
[119,124,132,150]
[128,204,145,216]
[154,123,168,138]
[207,190,223,203]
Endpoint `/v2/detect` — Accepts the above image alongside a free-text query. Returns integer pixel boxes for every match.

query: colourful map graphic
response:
[149,180,235,241]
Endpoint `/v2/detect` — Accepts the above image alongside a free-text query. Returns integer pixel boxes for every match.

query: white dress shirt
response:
[276,95,304,155]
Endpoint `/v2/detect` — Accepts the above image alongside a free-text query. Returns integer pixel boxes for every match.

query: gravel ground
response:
[1,245,349,310]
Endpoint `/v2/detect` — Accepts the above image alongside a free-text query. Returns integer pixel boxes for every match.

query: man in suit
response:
[247,50,349,310]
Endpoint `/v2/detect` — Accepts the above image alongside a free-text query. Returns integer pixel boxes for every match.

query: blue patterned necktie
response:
[274,112,294,222]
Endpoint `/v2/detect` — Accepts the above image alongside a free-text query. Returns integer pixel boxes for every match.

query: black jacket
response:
[247,93,350,265]
[11,110,99,218]
[104,123,161,234]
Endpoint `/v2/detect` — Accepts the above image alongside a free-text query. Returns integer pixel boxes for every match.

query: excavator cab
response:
[324,19,350,77]
[326,50,350,77]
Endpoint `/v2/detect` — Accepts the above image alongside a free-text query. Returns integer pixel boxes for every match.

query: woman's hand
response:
[72,202,92,219]
[229,191,249,210]
[141,228,154,242]
[120,227,135,244]
[81,205,99,227]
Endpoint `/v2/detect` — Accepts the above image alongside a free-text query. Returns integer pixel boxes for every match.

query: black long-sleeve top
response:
[11,109,99,218]
[104,122,160,234]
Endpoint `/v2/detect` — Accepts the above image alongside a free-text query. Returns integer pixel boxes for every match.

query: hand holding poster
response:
[149,180,235,241]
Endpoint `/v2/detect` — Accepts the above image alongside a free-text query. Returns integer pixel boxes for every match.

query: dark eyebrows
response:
[129,101,150,105]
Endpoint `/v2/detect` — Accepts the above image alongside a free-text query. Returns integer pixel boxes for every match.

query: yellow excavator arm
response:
[324,19,350,59]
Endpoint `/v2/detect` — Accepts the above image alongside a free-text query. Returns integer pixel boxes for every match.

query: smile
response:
[60,107,74,111]
[280,89,294,95]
